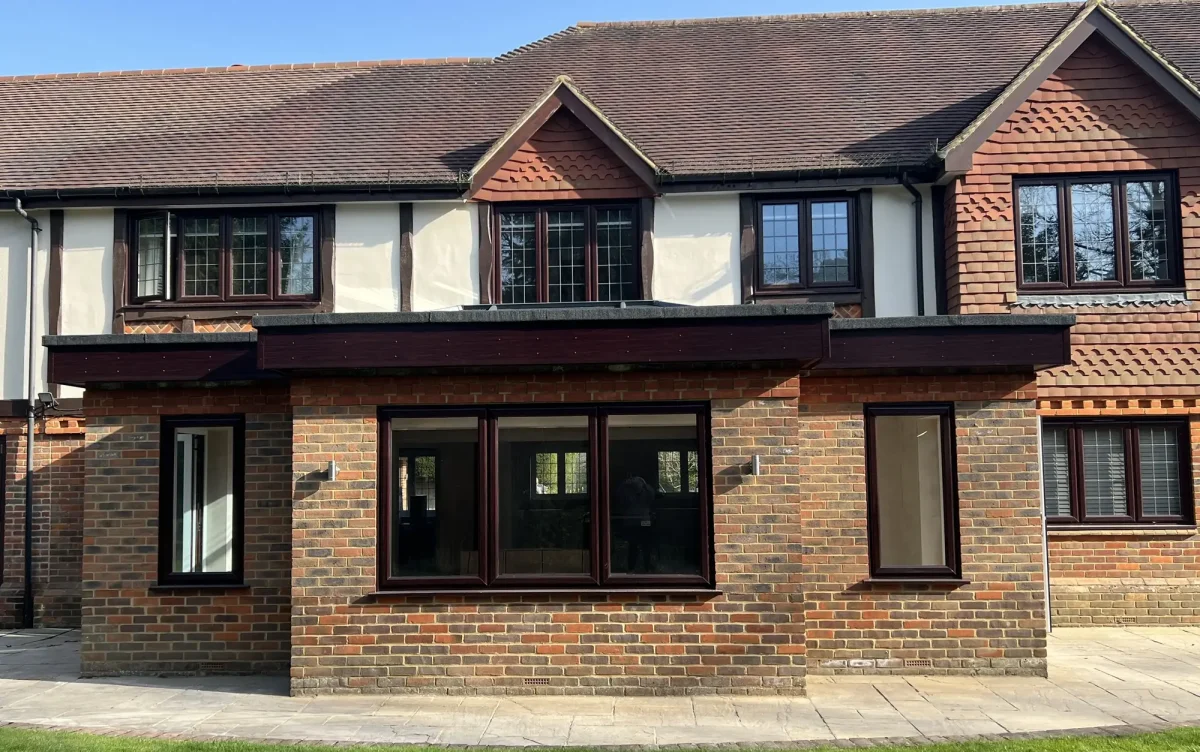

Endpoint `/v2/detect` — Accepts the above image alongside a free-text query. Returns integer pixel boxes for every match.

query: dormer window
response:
[130,210,319,305]
[494,204,640,303]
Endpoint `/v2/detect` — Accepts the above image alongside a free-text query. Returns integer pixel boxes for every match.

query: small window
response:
[756,195,857,292]
[378,405,711,590]
[1016,173,1180,291]
[1042,420,1192,525]
[865,404,960,579]
[130,210,319,304]
[158,416,244,586]
[495,204,640,304]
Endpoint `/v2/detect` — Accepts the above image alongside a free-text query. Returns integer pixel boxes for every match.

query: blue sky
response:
[3,0,1037,76]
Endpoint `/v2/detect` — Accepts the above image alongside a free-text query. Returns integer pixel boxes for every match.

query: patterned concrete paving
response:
[1,626,1200,746]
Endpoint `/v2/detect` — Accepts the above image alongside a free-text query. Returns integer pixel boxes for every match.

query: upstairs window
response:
[131,210,319,304]
[1015,174,1181,291]
[495,204,640,304]
[1042,419,1192,526]
[756,195,858,292]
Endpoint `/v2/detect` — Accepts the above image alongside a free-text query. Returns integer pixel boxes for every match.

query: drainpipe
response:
[901,175,925,316]
[11,199,40,629]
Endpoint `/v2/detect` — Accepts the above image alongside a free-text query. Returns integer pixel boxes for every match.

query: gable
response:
[472,108,654,202]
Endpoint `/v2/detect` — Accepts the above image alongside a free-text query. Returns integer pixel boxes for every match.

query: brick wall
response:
[800,375,1047,676]
[946,34,1200,625]
[79,386,292,675]
[0,417,86,629]
[290,370,805,696]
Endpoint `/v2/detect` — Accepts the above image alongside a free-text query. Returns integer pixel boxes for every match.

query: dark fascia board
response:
[45,333,266,387]
[12,186,463,210]
[824,314,1075,371]
[256,304,833,372]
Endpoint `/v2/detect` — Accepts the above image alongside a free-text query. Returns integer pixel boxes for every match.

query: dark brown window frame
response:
[377,403,713,592]
[753,192,860,296]
[157,415,246,587]
[1042,418,1194,526]
[1014,171,1183,293]
[126,208,323,307]
[864,403,962,580]
[491,201,642,304]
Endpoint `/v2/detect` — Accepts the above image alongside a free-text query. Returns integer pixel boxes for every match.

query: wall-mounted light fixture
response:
[751,455,762,476]
[327,460,338,482]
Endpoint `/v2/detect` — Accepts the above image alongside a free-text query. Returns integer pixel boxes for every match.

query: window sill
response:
[121,300,327,320]
[370,588,722,598]
[861,578,970,586]
[1047,526,1197,537]
[149,583,250,592]
[750,290,862,305]
[1012,291,1189,309]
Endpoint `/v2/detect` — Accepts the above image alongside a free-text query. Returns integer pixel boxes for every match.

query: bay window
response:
[131,210,319,304]
[1015,173,1181,291]
[1042,419,1192,525]
[158,416,245,586]
[494,204,640,303]
[379,405,711,590]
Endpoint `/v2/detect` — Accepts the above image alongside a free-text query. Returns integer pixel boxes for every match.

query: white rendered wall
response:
[0,212,50,401]
[334,204,402,313]
[59,210,115,398]
[412,202,478,310]
[651,195,740,305]
[872,185,937,317]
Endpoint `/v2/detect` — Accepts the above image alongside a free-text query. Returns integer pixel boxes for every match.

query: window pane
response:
[231,217,269,296]
[1042,426,1072,517]
[1019,185,1062,284]
[1127,180,1170,282]
[1139,425,1182,517]
[1071,183,1117,282]
[279,216,315,296]
[136,216,166,298]
[608,413,702,576]
[873,414,947,569]
[172,426,235,574]
[547,210,586,303]
[182,218,221,297]
[596,208,637,302]
[498,415,590,576]
[392,417,480,579]
[1082,427,1127,517]
[810,200,851,284]
[761,203,800,285]
[499,211,537,304]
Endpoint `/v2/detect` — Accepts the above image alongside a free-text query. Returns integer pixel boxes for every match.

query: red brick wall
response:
[800,376,1047,675]
[946,35,1200,624]
[0,418,86,629]
[290,370,805,695]
[79,386,292,675]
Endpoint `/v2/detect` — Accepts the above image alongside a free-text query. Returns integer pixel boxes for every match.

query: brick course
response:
[79,386,292,675]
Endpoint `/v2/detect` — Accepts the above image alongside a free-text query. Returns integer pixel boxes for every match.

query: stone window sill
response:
[370,588,722,598]
[860,578,970,586]
[149,583,250,592]
[1048,526,1197,537]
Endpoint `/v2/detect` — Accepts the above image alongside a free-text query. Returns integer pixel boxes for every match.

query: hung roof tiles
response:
[0,0,1197,193]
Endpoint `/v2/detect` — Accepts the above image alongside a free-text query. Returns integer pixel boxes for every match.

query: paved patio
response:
[2,627,1200,746]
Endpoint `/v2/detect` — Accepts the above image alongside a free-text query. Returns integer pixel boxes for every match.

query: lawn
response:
[2,726,1200,752]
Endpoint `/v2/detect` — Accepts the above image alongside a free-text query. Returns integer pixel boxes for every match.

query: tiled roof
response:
[0,0,1197,192]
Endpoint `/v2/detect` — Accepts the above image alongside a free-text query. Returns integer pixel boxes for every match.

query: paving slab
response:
[4,627,1200,745]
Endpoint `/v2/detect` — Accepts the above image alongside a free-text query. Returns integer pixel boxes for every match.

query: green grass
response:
[1,726,1200,752]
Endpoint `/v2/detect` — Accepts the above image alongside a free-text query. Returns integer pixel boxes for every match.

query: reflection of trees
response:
[1128,181,1167,280]
[1072,184,1115,282]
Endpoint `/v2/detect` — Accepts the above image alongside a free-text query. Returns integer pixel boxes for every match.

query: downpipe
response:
[11,199,40,629]
[901,175,925,316]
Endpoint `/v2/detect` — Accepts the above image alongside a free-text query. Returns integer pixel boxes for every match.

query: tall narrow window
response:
[182,217,222,298]
[136,216,168,299]
[279,215,316,296]
[756,195,857,292]
[494,204,641,304]
[159,416,244,586]
[231,216,269,296]
[866,404,959,579]
[1043,420,1191,525]
[1016,174,1180,290]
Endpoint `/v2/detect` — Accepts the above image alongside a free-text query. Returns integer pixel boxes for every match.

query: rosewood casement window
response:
[158,416,245,586]
[131,211,318,304]
[756,195,857,291]
[1042,420,1193,526]
[865,404,961,579]
[1015,174,1181,291]
[496,204,640,303]
[379,405,711,590]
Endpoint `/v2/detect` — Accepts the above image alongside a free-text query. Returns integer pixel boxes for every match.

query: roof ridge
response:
[575,0,1086,28]
[0,56,494,83]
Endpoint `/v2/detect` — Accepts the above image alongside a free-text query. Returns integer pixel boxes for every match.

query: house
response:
[0,0,1197,695]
